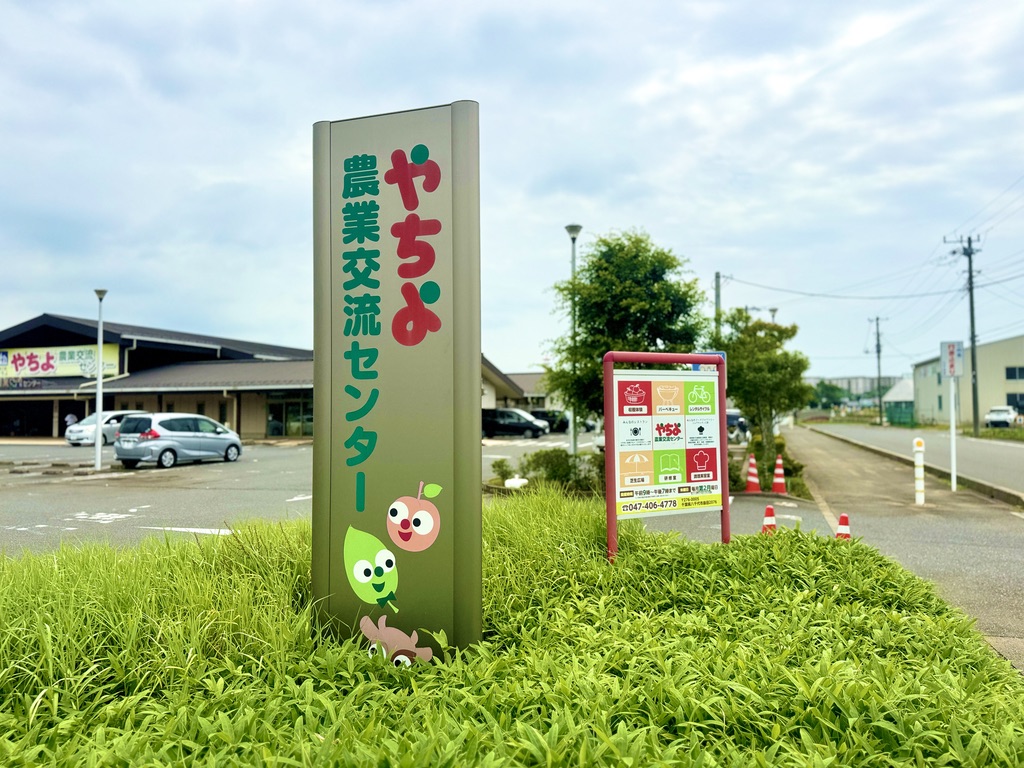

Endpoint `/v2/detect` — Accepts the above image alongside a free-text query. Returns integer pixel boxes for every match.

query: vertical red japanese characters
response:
[384,144,444,347]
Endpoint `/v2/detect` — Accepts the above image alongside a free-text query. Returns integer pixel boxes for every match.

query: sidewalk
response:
[785,425,1024,672]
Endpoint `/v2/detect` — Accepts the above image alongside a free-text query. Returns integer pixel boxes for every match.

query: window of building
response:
[938,395,943,412]
[1007,367,1024,380]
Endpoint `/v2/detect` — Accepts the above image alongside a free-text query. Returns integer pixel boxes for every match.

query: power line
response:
[725,275,963,300]
[949,171,1024,234]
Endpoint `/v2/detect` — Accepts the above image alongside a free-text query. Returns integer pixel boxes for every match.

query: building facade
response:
[913,334,1024,425]
[1,314,517,439]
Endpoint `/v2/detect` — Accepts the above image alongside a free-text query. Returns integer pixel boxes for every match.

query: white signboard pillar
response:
[941,341,963,492]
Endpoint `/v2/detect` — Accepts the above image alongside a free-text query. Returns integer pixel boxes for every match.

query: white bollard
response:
[913,437,925,505]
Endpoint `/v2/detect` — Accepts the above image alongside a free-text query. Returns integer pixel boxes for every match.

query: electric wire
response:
[948,171,1024,235]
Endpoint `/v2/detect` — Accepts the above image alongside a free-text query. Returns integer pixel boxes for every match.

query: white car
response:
[65,410,146,446]
[984,405,1019,428]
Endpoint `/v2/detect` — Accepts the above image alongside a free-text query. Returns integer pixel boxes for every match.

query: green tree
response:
[545,230,707,419]
[714,309,814,476]
[812,381,850,409]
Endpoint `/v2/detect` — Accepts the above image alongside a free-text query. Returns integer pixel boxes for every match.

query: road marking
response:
[1012,512,1024,522]
[798,474,840,535]
[67,512,136,525]
[139,527,233,536]
[286,494,312,502]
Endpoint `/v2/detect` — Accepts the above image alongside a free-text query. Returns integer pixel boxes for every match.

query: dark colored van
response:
[482,408,550,439]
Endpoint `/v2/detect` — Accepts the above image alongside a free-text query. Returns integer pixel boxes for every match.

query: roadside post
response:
[602,351,731,561]
[312,102,482,654]
[913,437,925,505]
[941,341,963,492]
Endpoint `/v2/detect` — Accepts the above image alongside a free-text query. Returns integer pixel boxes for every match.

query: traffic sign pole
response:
[950,374,957,492]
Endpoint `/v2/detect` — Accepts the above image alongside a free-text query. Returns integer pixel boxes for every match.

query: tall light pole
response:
[565,224,582,461]
[94,289,107,471]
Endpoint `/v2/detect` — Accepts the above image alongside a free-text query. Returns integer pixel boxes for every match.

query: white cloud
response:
[1,0,1023,380]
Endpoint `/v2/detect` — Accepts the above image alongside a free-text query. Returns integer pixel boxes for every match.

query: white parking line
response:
[286,494,313,502]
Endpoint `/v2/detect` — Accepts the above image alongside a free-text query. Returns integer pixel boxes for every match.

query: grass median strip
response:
[1,487,1023,765]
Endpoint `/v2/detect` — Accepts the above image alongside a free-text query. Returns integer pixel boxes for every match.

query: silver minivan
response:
[65,410,146,447]
[114,413,242,469]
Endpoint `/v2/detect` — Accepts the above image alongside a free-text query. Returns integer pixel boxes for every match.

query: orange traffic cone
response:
[772,454,786,494]
[761,504,777,535]
[745,454,760,492]
[836,513,851,539]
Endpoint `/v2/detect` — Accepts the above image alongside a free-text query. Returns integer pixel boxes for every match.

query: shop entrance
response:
[267,396,313,438]
[0,401,58,437]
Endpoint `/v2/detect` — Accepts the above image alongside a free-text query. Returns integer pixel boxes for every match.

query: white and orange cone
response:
[761,504,777,535]
[772,454,786,494]
[836,513,851,540]
[745,454,760,492]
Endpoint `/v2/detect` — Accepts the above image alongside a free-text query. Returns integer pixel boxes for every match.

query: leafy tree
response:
[812,381,850,409]
[545,230,707,418]
[713,309,814,476]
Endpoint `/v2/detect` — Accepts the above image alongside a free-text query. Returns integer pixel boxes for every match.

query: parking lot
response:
[0,441,313,553]
[0,433,602,553]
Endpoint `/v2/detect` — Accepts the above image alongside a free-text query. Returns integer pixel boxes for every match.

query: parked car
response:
[482,408,549,439]
[530,409,569,433]
[984,405,1020,428]
[114,413,242,469]
[65,410,146,447]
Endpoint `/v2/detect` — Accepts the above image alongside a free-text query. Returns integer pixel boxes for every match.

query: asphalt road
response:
[810,422,1024,496]
[0,432,599,553]
[0,442,312,553]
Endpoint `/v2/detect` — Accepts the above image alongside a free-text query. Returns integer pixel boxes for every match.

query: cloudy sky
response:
[3,0,1022,381]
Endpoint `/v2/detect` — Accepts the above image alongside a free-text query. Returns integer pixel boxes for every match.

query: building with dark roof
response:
[0,314,518,439]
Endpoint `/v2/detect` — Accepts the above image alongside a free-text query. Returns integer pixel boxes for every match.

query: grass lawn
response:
[1,488,1023,766]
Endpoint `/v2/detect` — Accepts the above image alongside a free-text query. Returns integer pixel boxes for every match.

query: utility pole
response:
[945,235,981,436]
[873,317,883,426]
[714,271,721,339]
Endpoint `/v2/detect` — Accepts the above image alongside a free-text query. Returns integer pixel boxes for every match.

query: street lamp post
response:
[94,289,107,471]
[565,224,582,460]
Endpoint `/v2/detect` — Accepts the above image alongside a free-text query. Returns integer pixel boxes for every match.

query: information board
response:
[611,368,724,518]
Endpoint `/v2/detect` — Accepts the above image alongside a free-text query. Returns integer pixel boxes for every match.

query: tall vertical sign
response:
[941,341,963,492]
[313,102,481,655]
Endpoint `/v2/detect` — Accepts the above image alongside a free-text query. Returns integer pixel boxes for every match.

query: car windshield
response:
[76,414,98,426]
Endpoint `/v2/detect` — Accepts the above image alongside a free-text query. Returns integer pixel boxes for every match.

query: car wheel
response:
[121,460,139,469]
[524,428,536,439]
[224,445,240,462]
[158,449,177,469]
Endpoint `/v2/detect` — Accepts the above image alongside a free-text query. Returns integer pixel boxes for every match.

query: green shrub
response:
[490,457,515,483]
[517,448,605,494]
[0,496,1022,764]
